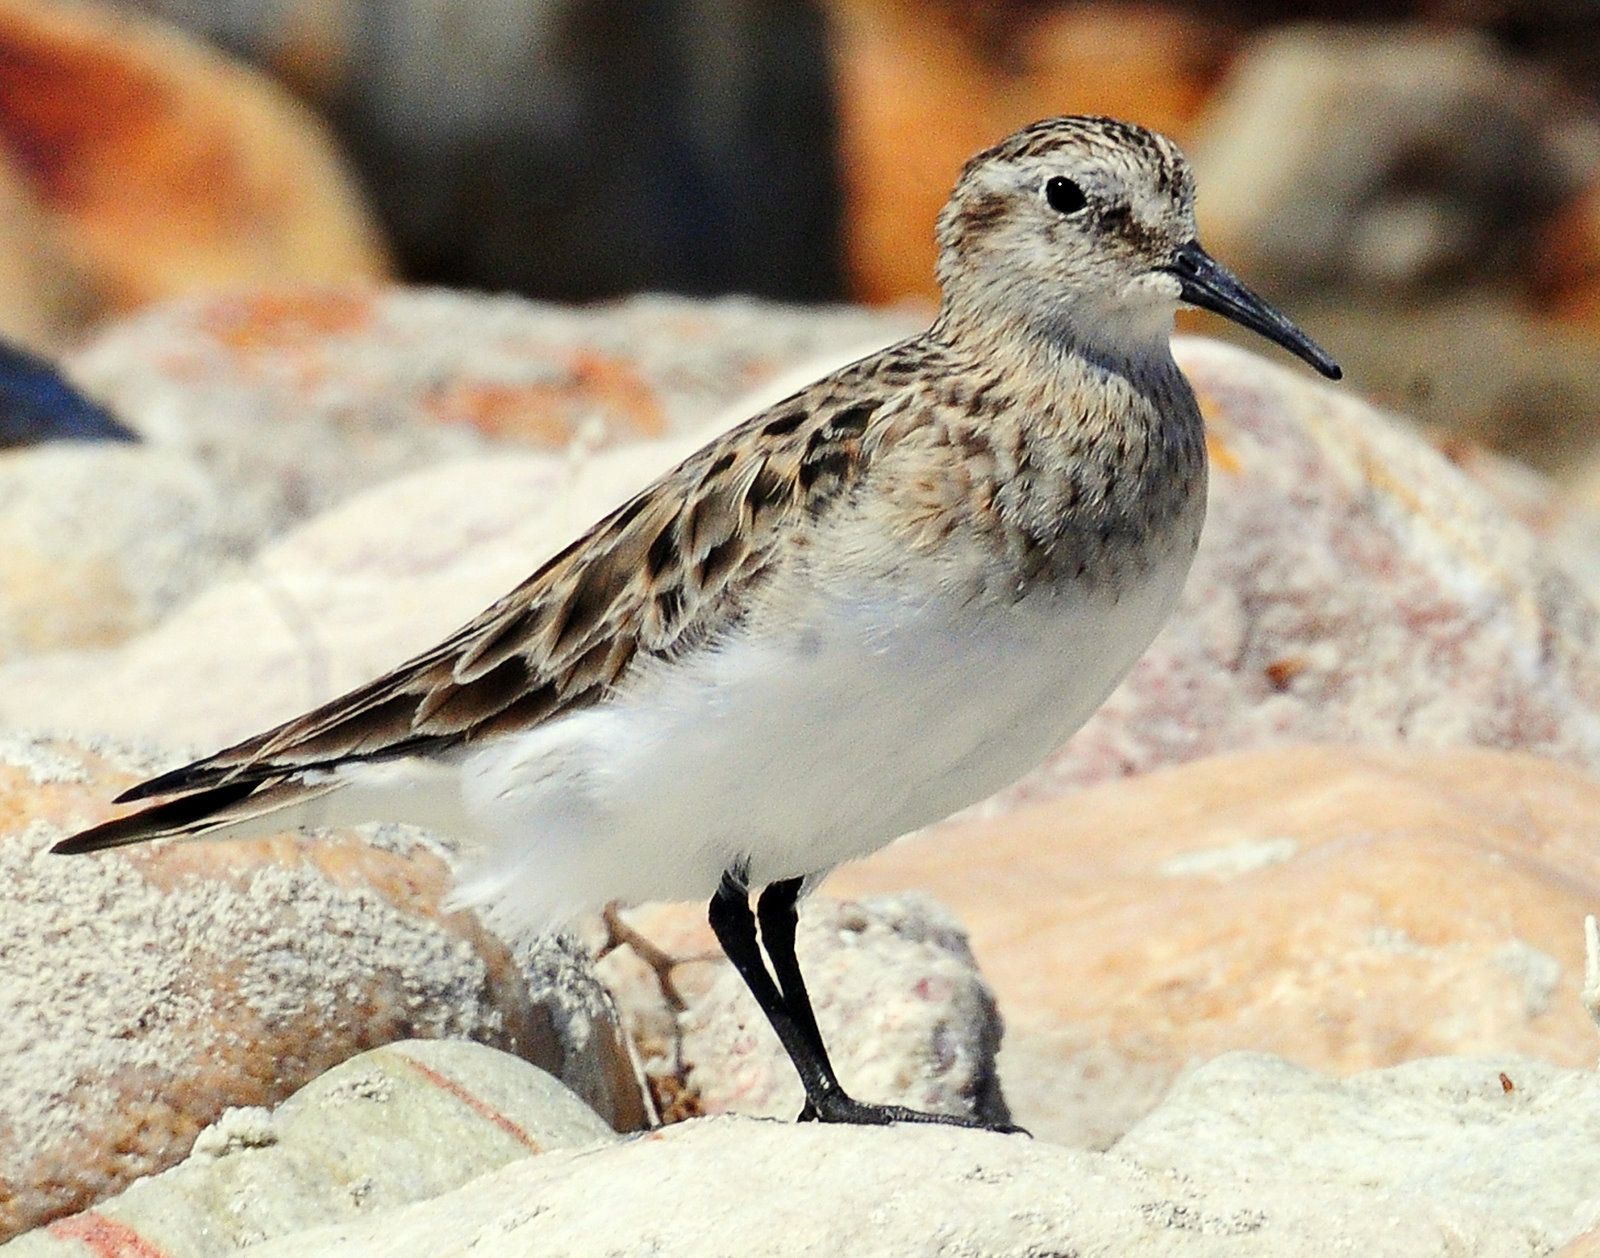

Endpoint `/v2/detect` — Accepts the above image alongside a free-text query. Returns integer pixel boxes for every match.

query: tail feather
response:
[53,777,340,854]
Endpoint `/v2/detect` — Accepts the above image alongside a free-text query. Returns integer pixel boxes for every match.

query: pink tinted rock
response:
[831,744,1600,1145]
[66,289,914,537]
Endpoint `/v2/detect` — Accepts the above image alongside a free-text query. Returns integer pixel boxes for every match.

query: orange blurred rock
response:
[827,744,1600,1144]
[0,0,387,327]
[0,732,646,1242]
[826,0,1227,304]
[1541,178,1600,334]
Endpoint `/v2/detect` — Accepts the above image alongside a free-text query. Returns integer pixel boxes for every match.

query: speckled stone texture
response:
[1,1040,616,1258]
[678,895,1008,1126]
[167,1052,1600,1258]
[0,733,646,1243]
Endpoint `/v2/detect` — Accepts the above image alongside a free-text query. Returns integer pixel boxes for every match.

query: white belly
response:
[439,549,1194,930]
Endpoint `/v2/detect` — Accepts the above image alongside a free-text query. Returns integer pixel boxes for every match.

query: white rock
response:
[0,732,646,1240]
[219,1051,1600,1258]
[0,443,241,661]
[0,1040,617,1258]
[68,290,913,543]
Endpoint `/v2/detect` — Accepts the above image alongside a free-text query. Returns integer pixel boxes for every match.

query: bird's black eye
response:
[1045,176,1087,215]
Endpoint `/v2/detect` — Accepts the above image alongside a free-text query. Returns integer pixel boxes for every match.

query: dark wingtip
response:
[53,780,259,854]
[52,813,158,854]
[1321,362,1344,382]
[50,826,119,856]
[113,763,209,803]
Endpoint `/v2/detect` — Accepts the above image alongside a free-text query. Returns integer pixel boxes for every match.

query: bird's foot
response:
[798,1094,1028,1135]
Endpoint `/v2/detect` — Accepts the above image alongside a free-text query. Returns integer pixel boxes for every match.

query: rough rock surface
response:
[831,744,1600,1146]
[599,894,1008,1127]
[0,733,646,1242]
[177,1052,1600,1258]
[1,1040,616,1258]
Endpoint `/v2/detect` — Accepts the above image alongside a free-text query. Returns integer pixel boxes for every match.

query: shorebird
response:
[57,116,1339,1129]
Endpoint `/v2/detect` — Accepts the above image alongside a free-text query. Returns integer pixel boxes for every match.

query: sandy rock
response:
[203,1051,1600,1258]
[830,744,1600,1146]
[0,733,646,1243]
[2,1040,616,1258]
[1112,1050,1600,1254]
[1559,1228,1600,1258]
[600,894,1008,1126]
[0,0,387,328]
[67,289,913,541]
[0,442,242,661]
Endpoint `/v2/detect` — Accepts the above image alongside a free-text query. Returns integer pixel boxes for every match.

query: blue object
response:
[0,341,137,447]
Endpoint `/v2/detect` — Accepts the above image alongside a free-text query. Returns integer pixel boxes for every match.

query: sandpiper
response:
[57,116,1339,1130]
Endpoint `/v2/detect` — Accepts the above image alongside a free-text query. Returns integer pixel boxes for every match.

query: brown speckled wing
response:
[112,369,893,807]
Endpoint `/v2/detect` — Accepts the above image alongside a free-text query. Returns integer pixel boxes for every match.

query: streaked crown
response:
[935,116,1198,356]
[932,115,1340,381]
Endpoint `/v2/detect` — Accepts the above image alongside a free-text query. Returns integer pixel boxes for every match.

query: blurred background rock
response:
[7,0,1600,477]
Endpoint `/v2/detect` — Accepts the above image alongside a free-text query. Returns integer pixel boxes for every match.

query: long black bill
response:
[1168,240,1341,381]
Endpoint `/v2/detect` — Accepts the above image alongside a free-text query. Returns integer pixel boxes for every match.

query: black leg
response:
[710,872,1026,1133]
[756,879,831,1062]
[707,873,847,1111]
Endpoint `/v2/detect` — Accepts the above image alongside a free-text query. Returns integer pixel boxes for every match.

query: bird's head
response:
[936,115,1340,380]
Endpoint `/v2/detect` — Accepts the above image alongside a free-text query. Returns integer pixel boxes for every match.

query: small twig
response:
[600,902,715,1013]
